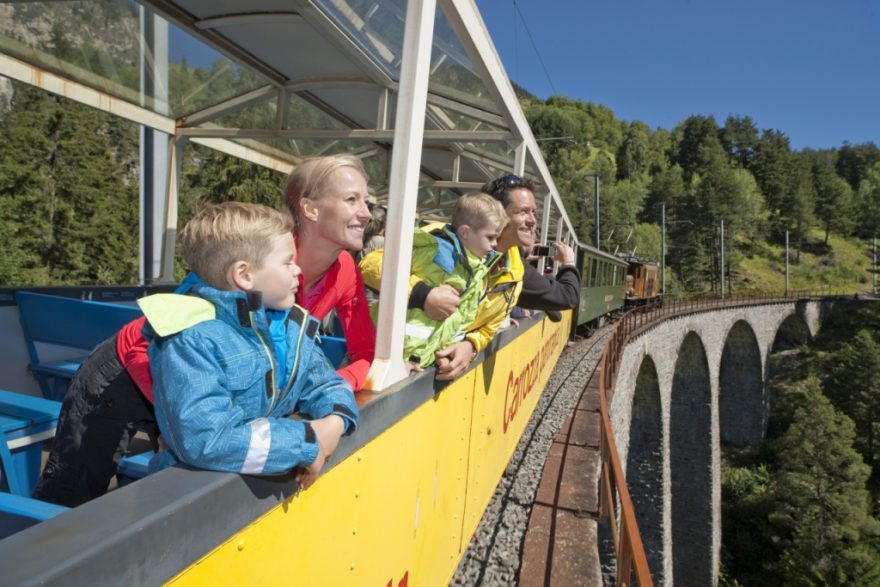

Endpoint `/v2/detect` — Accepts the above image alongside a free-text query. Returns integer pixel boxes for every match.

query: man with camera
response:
[426,174,581,380]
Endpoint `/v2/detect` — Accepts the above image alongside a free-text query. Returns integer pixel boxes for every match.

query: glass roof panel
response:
[429,5,497,113]
[313,0,501,114]
[469,140,516,163]
[312,0,405,77]
[167,27,269,118]
[0,0,270,119]
[193,92,277,130]
[416,186,460,223]
[424,102,504,133]
[287,92,351,131]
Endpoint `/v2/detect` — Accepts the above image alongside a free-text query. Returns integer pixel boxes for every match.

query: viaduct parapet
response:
[608,299,832,586]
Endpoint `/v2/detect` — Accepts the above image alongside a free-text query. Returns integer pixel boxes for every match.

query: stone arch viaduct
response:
[607,299,836,586]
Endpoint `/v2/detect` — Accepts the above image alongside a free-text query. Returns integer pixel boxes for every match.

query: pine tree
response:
[824,330,880,478]
[768,379,880,585]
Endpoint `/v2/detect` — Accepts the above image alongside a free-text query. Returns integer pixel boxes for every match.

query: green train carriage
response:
[575,246,629,329]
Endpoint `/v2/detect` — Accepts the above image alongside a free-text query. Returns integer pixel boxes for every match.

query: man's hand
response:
[434,340,475,381]
[424,284,460,320]
[552,241,576,267]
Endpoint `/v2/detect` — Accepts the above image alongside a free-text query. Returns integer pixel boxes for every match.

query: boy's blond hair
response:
[451,192,508,233]
[180,202,294,290]
[283,155,368,230]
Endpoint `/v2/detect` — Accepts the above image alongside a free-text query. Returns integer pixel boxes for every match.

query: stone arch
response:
[719,321,765,447]
[625,355,664,582]
[670,332,713,587]
[772,313,811,351]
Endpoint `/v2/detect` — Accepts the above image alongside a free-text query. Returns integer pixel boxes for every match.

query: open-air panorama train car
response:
[0,1,632,584]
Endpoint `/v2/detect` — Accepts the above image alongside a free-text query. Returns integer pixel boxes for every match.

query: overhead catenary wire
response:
[511,0,558,95]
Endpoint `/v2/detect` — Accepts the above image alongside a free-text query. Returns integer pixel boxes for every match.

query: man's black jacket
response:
[517,250,581,321]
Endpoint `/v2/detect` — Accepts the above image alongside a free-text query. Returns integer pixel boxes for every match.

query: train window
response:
[590,258,598,287]
[0,80,142,286]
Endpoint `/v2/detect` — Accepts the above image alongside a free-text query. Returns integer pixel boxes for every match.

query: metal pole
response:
[660,202,666,295]
[785,230,789,295]
[367,0,436,389]
[594,173,600,249]
[139,6,169,285]
[873,236,877,295]
[720,219,725,299]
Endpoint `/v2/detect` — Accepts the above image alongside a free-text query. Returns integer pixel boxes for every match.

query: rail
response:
[594,288,851,586]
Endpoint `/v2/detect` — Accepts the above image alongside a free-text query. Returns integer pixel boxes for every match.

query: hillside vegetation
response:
[0,42,878,289]
[721,302,880,585]
[520,94,880,295]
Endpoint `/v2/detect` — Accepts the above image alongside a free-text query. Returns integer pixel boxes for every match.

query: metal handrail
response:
[595,288,851,586]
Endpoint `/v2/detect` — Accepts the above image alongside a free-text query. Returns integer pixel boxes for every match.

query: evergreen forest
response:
[721,302,880,585]
[1,73,878,291]
[2,8,880,585]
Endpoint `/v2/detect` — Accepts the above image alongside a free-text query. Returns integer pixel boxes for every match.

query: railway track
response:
[452,325,612,585]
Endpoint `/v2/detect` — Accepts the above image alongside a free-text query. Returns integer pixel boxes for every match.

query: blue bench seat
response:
[0,390,61,496]
[15,291,143,400]
[116,451,155,487]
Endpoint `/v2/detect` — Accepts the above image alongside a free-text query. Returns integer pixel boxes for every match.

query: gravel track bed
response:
[451,327,612,586]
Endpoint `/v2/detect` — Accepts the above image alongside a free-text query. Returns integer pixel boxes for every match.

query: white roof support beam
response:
[457,148,516,174]
[425,92,506,127]
[284,77,381,93]
[366,0,436,391]
[175,128,512,142]
[189,138,295,174]
[427,181,484,190]
[538,190,553,274]
[440,0,582,249]
[513,142,527,176]
[276,87,291,130]
[178,84,276,127]
[377,87,391,130]
[195,13,305,29]
[156,135,187,284]
[0,53,176,135]
[541,191,553,246]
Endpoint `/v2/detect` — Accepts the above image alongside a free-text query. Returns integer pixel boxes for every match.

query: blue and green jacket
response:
[403,225,501,367]
[140,281,358,475]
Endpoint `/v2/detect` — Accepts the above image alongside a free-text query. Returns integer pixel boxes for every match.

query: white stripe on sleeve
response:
[241,418,271,474]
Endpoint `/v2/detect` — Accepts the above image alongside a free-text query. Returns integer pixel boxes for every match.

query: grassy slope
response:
[731,229,876,295]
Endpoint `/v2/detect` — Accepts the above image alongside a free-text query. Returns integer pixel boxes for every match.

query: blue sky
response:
[475,0,878,151]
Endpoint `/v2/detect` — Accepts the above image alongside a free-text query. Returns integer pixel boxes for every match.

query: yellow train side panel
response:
[462,312,570,539]
[166,314,570,586]
[167,371,476,586]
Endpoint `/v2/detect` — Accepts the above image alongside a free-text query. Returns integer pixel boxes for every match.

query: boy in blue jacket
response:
[139,202,357,488]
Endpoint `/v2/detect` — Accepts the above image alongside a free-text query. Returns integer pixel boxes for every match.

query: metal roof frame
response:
[0,0,590,389]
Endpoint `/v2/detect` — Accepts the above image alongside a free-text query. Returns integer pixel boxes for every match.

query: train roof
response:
[0,0,606,388]
[618,254,659,267]
[0,0,582,244]
[580,244,630,266]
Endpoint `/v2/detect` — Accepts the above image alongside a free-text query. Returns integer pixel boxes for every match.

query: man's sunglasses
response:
[488,174,532,195]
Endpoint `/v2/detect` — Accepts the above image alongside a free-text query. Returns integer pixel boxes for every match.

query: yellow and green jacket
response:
[359,225,525,362]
